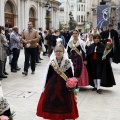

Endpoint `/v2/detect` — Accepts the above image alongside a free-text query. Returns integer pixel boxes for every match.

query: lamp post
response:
[45,2,51,30]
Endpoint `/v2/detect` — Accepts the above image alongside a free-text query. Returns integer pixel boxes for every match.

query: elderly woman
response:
[0,26,8,79]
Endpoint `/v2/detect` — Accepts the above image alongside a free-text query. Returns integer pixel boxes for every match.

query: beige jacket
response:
[0,34,7,61]
[22,28,39,48]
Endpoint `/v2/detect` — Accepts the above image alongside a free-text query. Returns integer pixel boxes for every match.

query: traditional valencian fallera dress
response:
[67,38,89,87]
[36,57,79,120]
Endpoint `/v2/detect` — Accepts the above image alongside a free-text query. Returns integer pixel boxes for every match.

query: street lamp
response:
[45,2,51,30]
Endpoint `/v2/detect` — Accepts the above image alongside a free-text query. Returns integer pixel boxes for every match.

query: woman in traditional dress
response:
[67,30,89,87]
[37,44,79,120]
[86,34,94,50]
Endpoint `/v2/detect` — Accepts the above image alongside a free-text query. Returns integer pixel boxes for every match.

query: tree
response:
[68,19,77,30]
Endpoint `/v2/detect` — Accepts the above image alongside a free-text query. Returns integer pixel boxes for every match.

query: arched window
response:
[29,7,36,27]
[4,1,13,13]
[29,8,35,18]
[4,1,14,33]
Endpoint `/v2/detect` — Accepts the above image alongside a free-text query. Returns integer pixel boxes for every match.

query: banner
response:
[97,5,108,29]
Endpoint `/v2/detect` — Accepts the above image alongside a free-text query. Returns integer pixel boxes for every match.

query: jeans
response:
[24,48,37,72]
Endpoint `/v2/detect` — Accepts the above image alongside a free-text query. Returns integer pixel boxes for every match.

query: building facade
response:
[70,0,92,32]
[0,0,61,33]
[58,0,70,28]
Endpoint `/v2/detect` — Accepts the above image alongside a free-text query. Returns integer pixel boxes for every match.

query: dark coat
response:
[63,32,71,44]
[86,42,116,87]
[101,29,120,63]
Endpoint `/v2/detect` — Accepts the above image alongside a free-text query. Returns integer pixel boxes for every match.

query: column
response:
[24,0,29,29]
[37,1,40,29]
[21,0,25,31]
[1,0,4,26]
[17,0,21,31]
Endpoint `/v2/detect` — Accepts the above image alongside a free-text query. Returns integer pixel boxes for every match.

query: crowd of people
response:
[0,22,120,119]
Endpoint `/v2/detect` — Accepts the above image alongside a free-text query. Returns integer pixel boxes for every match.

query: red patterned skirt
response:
[36,75,79,119]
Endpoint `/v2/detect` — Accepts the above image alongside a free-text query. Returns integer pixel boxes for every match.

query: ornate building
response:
[70,0,92,32]
[0,0,61,33]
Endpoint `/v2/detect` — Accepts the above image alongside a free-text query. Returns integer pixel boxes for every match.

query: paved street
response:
[1,49,120,120]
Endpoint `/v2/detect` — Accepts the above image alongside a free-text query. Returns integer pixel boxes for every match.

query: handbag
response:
[41,42,46,52]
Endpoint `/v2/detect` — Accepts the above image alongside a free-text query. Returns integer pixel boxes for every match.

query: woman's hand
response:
[84,61,87,65]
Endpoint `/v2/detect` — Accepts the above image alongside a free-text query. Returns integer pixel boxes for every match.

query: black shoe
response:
[39,58,43,60]
[3,72,9,75]
[22,71,28,76]
[11,69,17,72]
[31,71,35,74]
[92,87,97,91]
[0,75,7,78]
[15,67,21,71]
[0,78,2,80]
[36,61,41,63]
[97,89,102,94]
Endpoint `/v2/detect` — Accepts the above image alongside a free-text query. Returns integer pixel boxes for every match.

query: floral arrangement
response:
[0,115,9,120]
[66,77,79,96]
[66,77,78,88]
[0,111,15,120]
[102,38,113,60]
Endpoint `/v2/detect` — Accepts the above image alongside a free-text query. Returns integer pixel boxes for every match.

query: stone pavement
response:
[1,49,120,120]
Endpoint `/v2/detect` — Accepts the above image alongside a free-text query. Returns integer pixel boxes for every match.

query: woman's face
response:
[94,29,97,33]
[54,46,64,60]
[94,37,100,43]
[89,35,93,41]
[73,31,78,38]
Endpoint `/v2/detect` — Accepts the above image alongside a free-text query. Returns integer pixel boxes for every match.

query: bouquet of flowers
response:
[66,77,79,96]
[102,38,113,60]
[0,115,9,120]
[0,111,16,120]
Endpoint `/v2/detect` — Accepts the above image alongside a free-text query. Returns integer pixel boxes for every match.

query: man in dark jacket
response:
[63,28,71,47]
[101,24,120,63]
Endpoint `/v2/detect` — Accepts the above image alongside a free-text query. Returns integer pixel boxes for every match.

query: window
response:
[60,7,64,11]
[58,0,64,2]
[81,15,83,22]
[77,0,82,3]
[81,5,83,11]
[29,8,35,18]
[5,1,13,13]
[77,4,80,11]
[59,16,64,22]
[71,5,74,11]
[77,15,81,22]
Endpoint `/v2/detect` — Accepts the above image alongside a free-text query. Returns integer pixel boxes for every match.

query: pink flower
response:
[0,115,9,120]
[66,77,78,88]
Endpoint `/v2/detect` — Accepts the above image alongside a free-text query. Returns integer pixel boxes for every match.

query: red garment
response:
[78,61,89,86]
[93,52,97,60]
[37,92,78,119]
[36,71,79,119]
